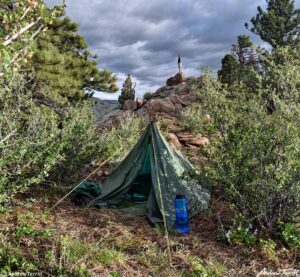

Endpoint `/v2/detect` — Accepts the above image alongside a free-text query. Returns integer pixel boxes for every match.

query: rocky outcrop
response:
[146,98,176,118]
[123,99,137,111]
[95,74,213,167]
[168,94,196,107]
[166,73,186,86]
[177,132,209,147]
[136,98,145,109]
[166,133,181,150]
[96,76,199,130]
[96,80,194,129]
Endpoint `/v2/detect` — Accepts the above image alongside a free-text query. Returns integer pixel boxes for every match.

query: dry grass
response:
[0,189,298,276]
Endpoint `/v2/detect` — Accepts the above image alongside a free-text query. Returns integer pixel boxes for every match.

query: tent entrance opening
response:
[117,143,152,215]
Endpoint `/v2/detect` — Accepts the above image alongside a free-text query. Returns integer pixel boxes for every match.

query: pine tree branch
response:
[33,92,66,116]
[20,7,31,21]
[3,17,42,46]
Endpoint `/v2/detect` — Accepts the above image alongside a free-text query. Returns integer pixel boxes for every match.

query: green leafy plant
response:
[181,104,204,133]
[223,215,257,246]
[190,70,300,234]
[0,246,37,274]
[188,256,226,277]
[259,239,277,261]
[280,223,300,249]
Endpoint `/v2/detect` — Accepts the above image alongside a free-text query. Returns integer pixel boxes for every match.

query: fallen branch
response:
[0,130,16,145]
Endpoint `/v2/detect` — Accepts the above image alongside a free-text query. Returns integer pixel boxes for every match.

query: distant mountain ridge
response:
[101,100,118,105]
[89,97,120,124]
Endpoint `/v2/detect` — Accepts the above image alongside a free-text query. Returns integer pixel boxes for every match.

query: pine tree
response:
[218,54,238,86]
[219,36,259,87]
[232,35,258,68]
[246,0,300,48]
[118,74,135,107]
[33,15,118,104]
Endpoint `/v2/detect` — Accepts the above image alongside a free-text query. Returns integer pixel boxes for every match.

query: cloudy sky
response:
[46,0,300,99]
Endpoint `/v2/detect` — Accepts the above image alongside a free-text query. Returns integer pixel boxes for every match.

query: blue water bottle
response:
[175,195,189,233]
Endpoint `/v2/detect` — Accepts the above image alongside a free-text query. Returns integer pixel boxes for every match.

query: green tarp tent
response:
[75,123,210,227]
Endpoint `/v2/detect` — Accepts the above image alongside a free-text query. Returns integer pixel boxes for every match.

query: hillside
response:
[2,71,298,275]
[1,73,299,277]
[1,0,300,276]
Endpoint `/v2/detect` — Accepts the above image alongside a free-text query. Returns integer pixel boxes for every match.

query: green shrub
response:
[143,91,155,100]
[280,223,300,250]
[0,71,144,201]
[259,239,277,261]
[181,104,204,133]
[0,245,37,274]
[261,46,300,108]
[190,71,300,234]
[48,101,105,182]
[159,92,167,98]
[98,115,145,164]
[188,256,226,277]
[0,73,62,199]
[223,215,257,246]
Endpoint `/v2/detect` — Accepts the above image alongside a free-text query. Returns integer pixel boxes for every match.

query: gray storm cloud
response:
[45,0,300,98]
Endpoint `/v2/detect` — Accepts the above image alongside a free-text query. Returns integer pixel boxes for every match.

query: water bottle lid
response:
[175,194,185,199]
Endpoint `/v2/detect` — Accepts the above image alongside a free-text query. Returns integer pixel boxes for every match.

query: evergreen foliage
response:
[118,74,136,107]
[33,15,118,104]
[246,0,300,48]
[232,35,259,68]
[218,36,260,91]
[0,0,120,199]
[0,0,62,75]
[218,54,237,86]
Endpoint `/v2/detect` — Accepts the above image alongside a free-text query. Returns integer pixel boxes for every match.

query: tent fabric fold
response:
[74,122,210,227]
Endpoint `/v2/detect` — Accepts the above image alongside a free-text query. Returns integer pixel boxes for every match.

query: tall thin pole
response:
[151,124,172,262]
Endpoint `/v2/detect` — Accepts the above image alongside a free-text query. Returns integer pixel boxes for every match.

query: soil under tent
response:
[73,123,210,227]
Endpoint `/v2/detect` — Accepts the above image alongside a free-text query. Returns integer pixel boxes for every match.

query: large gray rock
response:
[146,98,176,118]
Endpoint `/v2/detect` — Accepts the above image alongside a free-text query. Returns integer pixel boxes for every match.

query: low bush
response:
[222,215,257,246]
[0,73,62,200]
[190,71,300,235]
[181,104,204,133]
[143,91,155,100]
[0,72,145,202]
[280,223,300,250]
[98,115,145,164]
